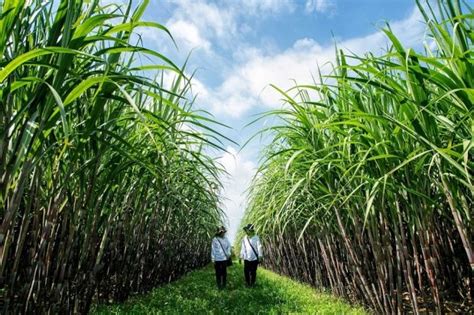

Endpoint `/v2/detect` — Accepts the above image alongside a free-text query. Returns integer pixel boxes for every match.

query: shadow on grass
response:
[92,263,367,314]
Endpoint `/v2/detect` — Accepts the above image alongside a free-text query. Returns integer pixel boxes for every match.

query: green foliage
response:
[93,264,367,314]
[243,0,473,313]
[0,0,226,313]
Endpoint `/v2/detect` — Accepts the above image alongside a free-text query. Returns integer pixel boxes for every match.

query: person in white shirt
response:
[211,226,232,289]
[239,224,263,287]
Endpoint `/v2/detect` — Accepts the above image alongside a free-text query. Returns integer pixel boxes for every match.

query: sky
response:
[132,0,429,241]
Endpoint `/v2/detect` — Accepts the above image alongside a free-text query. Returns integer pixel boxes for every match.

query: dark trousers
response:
[244,260,259,286]
[214,261,227,288]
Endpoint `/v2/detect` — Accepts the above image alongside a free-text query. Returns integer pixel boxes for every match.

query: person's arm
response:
[257,236,263,259]
[224,238,231,257]
[240,239,245,260]
[211,238,216,262]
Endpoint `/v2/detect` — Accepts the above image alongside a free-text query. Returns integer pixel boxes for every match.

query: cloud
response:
[136,0,236,59]
[147,0,297,56]
[305,0,336,14]
[150,3,425,119]
[217,146,256,242]
[191,38,327,117]
[167,0,238,43]
[167,20,212,52]
[191,77,211,99]
[200,6,425,117]
[238,0,295,15]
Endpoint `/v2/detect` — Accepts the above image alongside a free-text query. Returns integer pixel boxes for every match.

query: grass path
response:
[93,263,367,314]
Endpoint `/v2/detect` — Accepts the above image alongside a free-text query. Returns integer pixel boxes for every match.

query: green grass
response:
[92,263,367,314]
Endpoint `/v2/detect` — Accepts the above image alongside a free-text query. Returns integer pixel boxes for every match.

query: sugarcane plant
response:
[243,0,473,313]
[0,0,226,313]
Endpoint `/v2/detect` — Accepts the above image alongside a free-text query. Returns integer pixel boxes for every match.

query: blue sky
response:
[132,0,428,241]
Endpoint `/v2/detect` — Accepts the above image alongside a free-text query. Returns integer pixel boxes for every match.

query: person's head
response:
[243,223,255,236]
[215,225,227,237]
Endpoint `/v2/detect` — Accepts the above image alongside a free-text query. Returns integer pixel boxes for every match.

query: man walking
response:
[239,224,263,287]
[211,226,232,289]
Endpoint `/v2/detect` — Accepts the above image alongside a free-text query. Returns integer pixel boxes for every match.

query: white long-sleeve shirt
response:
[240,235,263,261]
[211,236,231,262]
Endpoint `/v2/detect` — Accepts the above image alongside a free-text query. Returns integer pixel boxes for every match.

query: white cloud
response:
[167,0,238,43]
[193,39,327,117]
[217,146,256,242]
[201,6,425,117]
[191,78,210,99]
[305,0,336,14]
[136,0,237,58]
[148,0,297,56]
[151,3,425,120]
[167,20,211,52]
[239,0,295,15]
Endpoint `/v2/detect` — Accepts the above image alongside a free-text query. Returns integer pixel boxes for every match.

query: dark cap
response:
[216,226,227,234]
[243,224,254,232]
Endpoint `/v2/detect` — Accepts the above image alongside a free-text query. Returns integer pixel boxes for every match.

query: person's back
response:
[239,224,263,287]
[211,226,231,289]
[212,236,231,261]
[240,234,262,261]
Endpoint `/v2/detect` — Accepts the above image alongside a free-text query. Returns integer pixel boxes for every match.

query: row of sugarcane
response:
[243,0,473,313]
[0,0,226,313]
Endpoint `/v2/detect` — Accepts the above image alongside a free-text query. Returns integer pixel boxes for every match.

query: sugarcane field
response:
[0,0,472,314]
